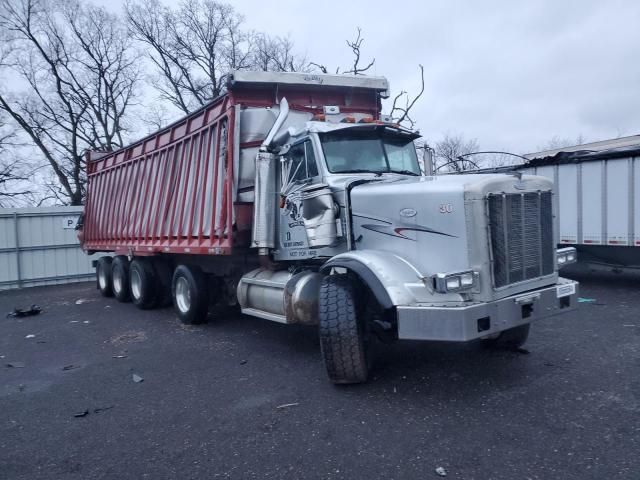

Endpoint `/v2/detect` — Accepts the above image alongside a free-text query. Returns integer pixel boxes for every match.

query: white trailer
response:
[514,147,640,268]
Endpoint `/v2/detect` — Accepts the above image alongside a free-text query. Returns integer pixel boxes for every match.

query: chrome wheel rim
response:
[131,269,142,300]
[98,266,108,290]
[175,277,191,313]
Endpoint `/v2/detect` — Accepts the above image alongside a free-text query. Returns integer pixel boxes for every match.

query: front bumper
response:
[397,277,578,341]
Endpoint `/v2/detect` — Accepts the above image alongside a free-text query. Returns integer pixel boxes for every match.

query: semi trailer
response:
[79,71,579,384]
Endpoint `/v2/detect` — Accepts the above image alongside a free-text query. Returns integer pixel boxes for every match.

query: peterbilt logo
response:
[399,208,417,218]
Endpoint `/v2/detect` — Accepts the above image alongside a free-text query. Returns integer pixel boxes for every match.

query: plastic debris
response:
[6,305,42,318]
[276,403,299,409]
[578,297,596,303]
[240,359,247,365]
[74,409,89,418]
[6,362,25,368]
[75,299,89,305]
[25,334,36,339]
[435,466,447,477]
[132,373,144,383]
[112,354,128,359]
[83,320,90,324]
[62,365,79,371]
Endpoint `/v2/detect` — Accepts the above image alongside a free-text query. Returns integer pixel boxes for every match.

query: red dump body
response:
[81,72,385,256]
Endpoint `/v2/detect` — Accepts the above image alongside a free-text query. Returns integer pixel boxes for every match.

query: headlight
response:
[433,270,478,293]
[557,247,577,267]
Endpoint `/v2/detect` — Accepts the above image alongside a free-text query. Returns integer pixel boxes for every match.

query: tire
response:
[96,257,113,297]
[482,323,531,349]
[130,258,159,310]
[171,264,209,324]
[318,275,371,384]
[111,256,131,302]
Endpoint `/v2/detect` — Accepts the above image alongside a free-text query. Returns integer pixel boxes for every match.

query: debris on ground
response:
[514,347,530,355]
[93,406,114,414]
[435,466,447,477]
[240,359,247,365]
[132,373,144,383]
[62,364,80,371]
[112,354,128,359]
[6,362,25,368]
[74,409,89,418]
[110,331,147,346]
[25,334,36,339]
[75,299,92,305]
[6,305,42,318]
[276,403,299,409]
[578,297,596,303]
[83,320,90,324]
[69,320,79,324]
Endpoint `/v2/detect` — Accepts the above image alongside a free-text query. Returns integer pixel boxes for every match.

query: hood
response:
[348,173,555,301]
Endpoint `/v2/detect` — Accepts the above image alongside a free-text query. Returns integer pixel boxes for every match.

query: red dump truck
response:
[80,71,578,384]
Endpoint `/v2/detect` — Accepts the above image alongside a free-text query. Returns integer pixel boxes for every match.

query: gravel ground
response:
[0,270,638,479]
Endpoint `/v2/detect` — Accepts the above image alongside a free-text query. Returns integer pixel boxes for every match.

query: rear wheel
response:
[111,256,131,302]
[96,257,113,297]
[318,274,372,384]
[482,323,531,349]
[130,258,159,310]
[171,265,209,324]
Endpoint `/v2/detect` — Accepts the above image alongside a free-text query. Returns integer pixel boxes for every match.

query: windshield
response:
[320,128,421,175]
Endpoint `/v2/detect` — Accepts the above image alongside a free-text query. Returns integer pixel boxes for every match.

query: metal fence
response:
[0,206,100,290]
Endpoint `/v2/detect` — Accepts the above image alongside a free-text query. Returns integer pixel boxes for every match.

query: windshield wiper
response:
[388,169,421,176]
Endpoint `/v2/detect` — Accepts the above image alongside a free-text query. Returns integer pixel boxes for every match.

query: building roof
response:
[525,133,640,159]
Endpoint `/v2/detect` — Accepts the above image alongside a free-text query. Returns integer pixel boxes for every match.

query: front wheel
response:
[318,275,372,384]
[481,323,531,349]
[171,265,209,324]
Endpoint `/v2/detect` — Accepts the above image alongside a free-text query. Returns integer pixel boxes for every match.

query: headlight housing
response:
[557,247,577,267]
[432,270,478,293]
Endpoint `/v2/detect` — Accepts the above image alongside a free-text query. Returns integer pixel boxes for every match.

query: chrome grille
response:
[488,191,554,288]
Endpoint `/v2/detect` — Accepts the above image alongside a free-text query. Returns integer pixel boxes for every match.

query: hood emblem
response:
[399,208,417,218]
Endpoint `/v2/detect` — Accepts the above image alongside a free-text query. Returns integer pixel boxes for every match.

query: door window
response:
[286,140,318,183]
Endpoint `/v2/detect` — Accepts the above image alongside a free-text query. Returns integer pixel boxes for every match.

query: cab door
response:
[275,138,321,260]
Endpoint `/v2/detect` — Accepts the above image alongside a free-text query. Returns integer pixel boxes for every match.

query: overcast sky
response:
[109,0,640,154]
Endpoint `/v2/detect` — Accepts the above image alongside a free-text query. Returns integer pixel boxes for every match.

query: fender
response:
[320,250,436,308]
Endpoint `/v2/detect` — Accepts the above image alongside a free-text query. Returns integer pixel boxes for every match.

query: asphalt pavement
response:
[1,270,638,479]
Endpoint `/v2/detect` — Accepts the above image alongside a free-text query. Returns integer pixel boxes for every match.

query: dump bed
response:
[81,71,389,255]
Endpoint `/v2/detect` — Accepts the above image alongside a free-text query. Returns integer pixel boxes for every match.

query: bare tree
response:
[0,116,34,206]
[389,65,425,129]
[252,33,308,73]
[126,0,307,115]
[310,27,375,76]
[433,133,480,173]
[538,134,586,152]
[0,0,138,205]
[310,28,425,130]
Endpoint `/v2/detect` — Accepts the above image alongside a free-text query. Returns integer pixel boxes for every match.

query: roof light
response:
[312,113,326,122]
[341,116,356,123]
[323,105,340,115]
[358,116,374,123]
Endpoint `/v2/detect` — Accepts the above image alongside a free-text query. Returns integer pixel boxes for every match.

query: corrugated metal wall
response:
[0,207,100,290]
